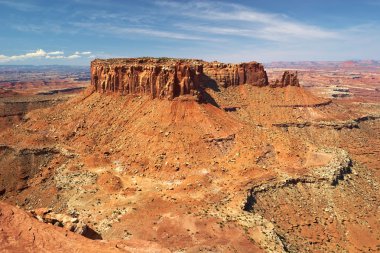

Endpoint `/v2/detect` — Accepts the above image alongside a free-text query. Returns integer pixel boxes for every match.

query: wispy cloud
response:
[12,23,76,35]
[0,0,37,11]
[48,51,64,55]
[67,54,81,59]
[1,0,378,62]
[12,24,43,33]
[367,0,380,6]
[0,49,93,62]
[74,51,92,55]
[156,1,339,41]
[46,55,65,59]
[72,22,219,41]
[8,0,339,44]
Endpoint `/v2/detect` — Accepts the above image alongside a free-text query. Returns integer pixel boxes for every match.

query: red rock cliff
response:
[202,62,268,87]
[90,58,270,99]
[91,58,203,99]
[271,71,300,87]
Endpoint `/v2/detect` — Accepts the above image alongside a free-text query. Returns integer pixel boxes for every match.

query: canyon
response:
[0,58,379,253]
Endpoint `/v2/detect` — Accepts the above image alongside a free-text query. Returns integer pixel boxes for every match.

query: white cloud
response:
[67,54,81,59]
[47,51,64,55]
[6,49,47,61]
[0,49,92,62]
[74,51,92,55]
[46,55,65,59]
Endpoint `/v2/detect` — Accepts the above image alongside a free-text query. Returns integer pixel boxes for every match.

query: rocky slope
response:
[0,201,169,253]
[1,58,379,252]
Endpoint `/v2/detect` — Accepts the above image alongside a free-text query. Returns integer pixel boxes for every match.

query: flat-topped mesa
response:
[90,58,271,100]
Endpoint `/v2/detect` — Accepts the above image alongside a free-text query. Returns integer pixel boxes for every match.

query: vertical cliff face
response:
[271,71,300,87]
[281,71,300,87]
[91,58,203,99]
[91,58,288,100]
[202,62,269,88]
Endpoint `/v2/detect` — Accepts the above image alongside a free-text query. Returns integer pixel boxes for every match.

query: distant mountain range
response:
[0,65,89,72]
[0,65,90,83]
[266,60,380,69]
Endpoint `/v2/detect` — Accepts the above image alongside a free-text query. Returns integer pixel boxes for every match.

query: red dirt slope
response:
[0,201,169,253]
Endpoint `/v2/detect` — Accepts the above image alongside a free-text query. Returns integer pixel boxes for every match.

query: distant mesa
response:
[91,57,299,101]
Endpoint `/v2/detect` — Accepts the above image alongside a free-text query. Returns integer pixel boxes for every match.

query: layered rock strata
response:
[91,58,204,99]
[91,58,294,100]
[202,62,268,88]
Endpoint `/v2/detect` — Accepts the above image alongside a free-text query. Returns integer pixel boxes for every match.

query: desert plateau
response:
[1,57,379,253]
[0,1,379,253]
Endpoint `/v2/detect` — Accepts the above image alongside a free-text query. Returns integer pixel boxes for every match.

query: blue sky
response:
[0,0,379,65]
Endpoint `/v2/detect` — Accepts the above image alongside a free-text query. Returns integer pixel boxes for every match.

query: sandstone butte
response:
[91,57,298,100]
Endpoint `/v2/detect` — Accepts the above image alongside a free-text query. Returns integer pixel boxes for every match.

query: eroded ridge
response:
[240,149,379,252]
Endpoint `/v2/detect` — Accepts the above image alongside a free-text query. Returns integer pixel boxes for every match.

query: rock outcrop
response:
[91,58,270,100]
[30,208,101,239]
[272,114,380,130]
[271,71,300,87]
[91,58,203,100]
[202,61,268,88]
[0,201,170,253]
